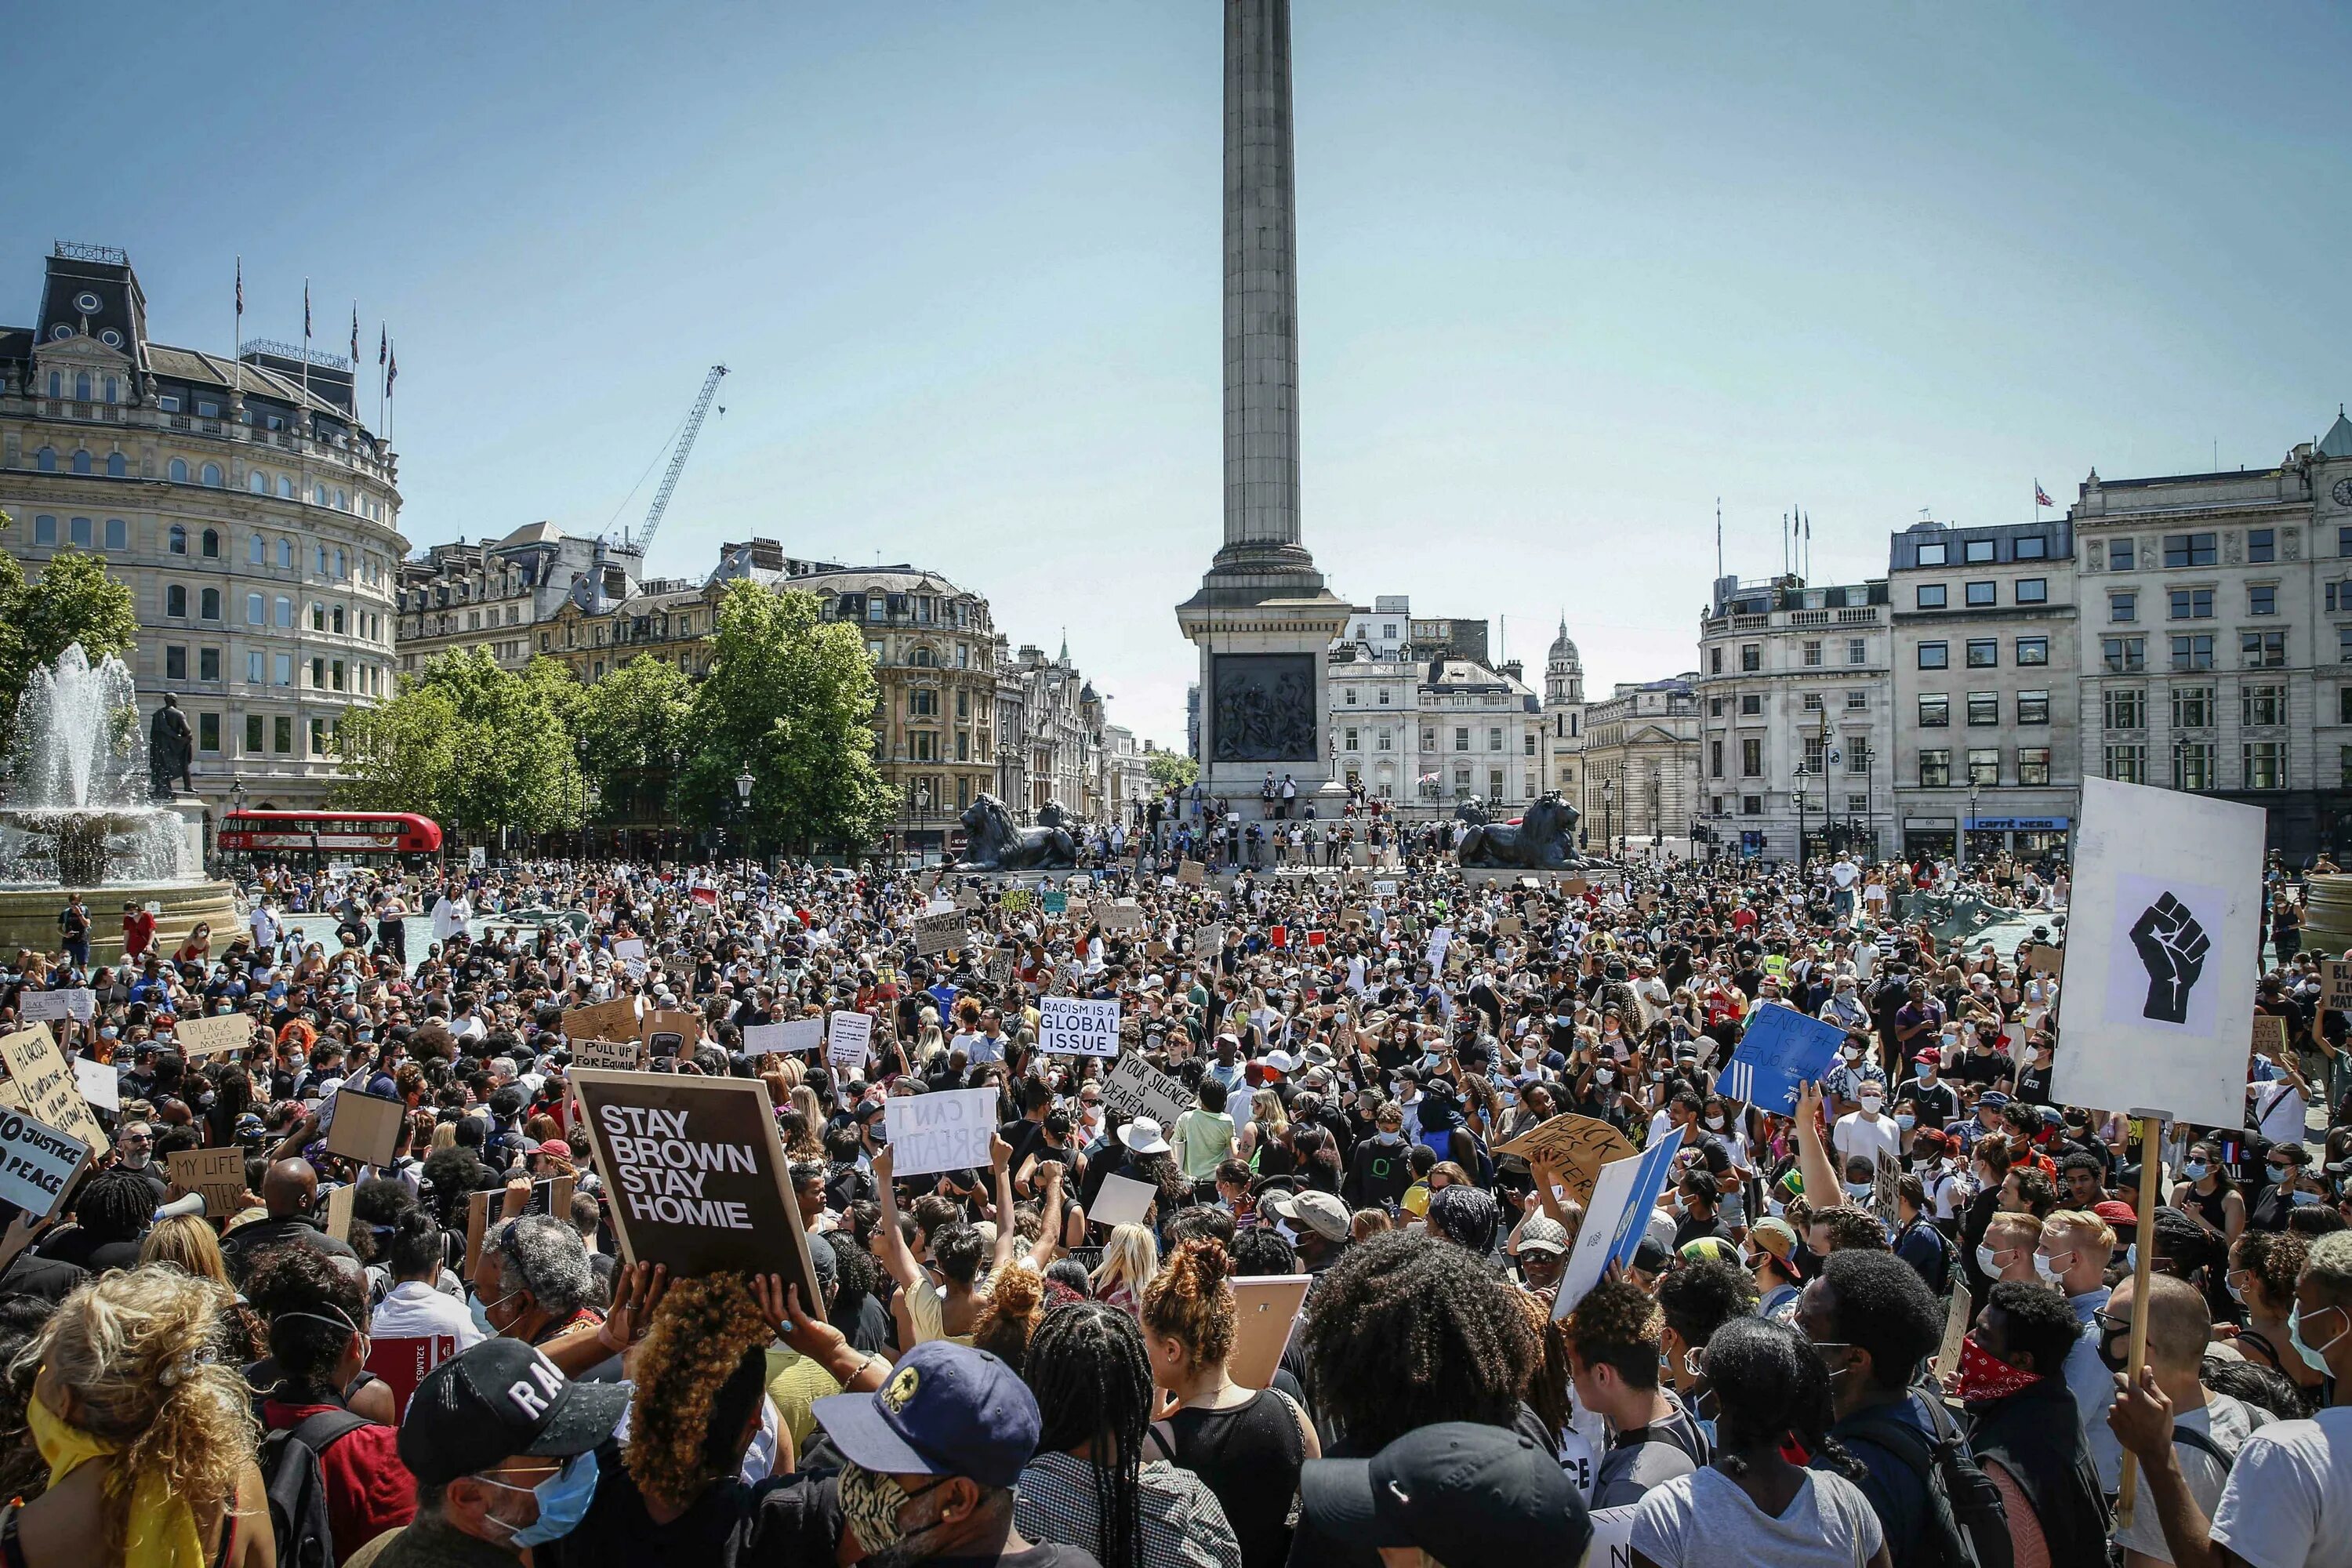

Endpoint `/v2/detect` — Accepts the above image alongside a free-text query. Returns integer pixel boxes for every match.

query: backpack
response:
[260,1408,371,1568]
[1841,1394,2013,1568]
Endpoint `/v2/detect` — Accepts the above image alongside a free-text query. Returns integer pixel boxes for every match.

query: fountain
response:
[0,644,239,962]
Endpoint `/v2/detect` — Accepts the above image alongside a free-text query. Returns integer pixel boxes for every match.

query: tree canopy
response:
[0,510,140,720]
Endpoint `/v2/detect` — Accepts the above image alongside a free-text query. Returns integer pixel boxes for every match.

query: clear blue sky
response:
[16,3,2350,745]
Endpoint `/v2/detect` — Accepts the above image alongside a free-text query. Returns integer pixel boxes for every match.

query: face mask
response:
[1272,1217,1301,1247]
[2033,1250,2072,1285]
[478,1450,600,1548]
[1845,1181,1872,1200]
[2289,1302,2347,1374]
[1975,1244,2002,1276]
[2292,1189,2324,1207]
[1594,1069,1613,1086]
[1896,1113,1917,1132]
[2182,1161,2210,1181]
[2225,1272,2248,1305]
[840,1461,946,1555]
[1704,1116,1726,1131]
[1858,1095,1885,1114]
[1649,1071,1664,1083]
[1917,1066,1936,1083]
[1842,1046,1861,1062]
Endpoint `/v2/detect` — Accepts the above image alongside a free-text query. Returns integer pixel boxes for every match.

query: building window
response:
[1377,729,1392,750]
[278,539,294,568]
[1710,648,1722,673]
[2249,585,2277,616]
[273,716,294,754]
[201,528,220,558]
[165,585,187,618]
[244,713,263,753]
[1345,728,1359,751]
[2242,630,2285,668]
[2103,636,2146,673]
[1965,639,1997,668]
[1967,691,1998,726]
[2106,744,2147,783]
[31,515,55,545]
[1915,584,1947,609]
[1730,643,1759,673]
[1710,740,1724,778]
[68,517,90,547]
[1802,640,1822,666]
[2173,741,2216,791]
[2243,684,2286,727]
[103,518,125,550]
[198,648,220,682]
[1741,795,1763,815]
[2169,587,2214,620]
[1345,688,1357,706]
[1487,727,1503,751]
[1847,638,1867,665]
[274,596,293,629]
[2015,535,2049,561]
[1846,689,1867,710]
[1740,694,1762,716]
[274,654,292,687]
[168,524,187,555]
[1802,691,1824,711]
[2016,689,2049,725]
[200,587,220,621]
[2163,532,2218,568]
[1965,581,1997,608]
[2111,539,2136,570]
[1741,738,1762,776]
[1919,749,1952,787]
[200,463,221,487]
[2111,591,2136,622]
[1918,642,1949,670]
[245,592,264,625]
[165,647,187,680]
[1917,542,1947,566]
[2249,528,2275,564]
[1523,732,1537,756]
[1454,728,1468,752]
[2015,578,2047,604]
[1967,749,2000,786]
[1964,539,1994,564]
[2015,637,2049,666]
[1918,694,1950,728]
[2244,741,2285,790]
[2103,688,2147,730]
[2172,633,2215,671]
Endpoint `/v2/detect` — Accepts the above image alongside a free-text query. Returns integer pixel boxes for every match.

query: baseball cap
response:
[811,1340,1040,1490]
[396,1339,629,1486]
[1265,1189,1351,1243]
[2092,1200,2139,1229]
[1301,1422,1590,1567]
[1515,1215,1570,1257]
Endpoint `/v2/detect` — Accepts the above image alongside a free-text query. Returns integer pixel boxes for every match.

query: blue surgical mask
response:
[2292,1189,2324,1207]
[2182,1161,2210,1181]
[1844,1181,1872,1200]
[2289,1303,2347,1375]
[480,1450,599,1547]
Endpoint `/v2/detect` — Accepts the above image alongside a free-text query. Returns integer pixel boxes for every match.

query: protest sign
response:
[884,1088,997,1178]
[744,1019,824,1056]
[168,1147,249,1218]
[564,998,641,1045]
[1425,927,1452,971]
[1871,1149,1902,1229]
[1268,924,1287,949]
[567,1069,819,1305]
[1195,924,1225,956]
[1373,880,1396,897]
[1102,1054,1193,1127]
[913,910,965,956]
[20,989,93,1025]
[1040,996,1120,1058]
[612,938,646,964]
[827,1011,873,1070]
[1934,1282,1974,1386]
[72,1057,118,1113]
[1042,891,1069,915]
[365,1336,454,1424]
[0,1109,86,1219]
[2016,941,2064,978]
[172,1011,258,1058]
[322,1088,405,1167]
[1100,902,1145,932]
[641,1009,704,1060]
[1000,888,1033,914]
[1089,1172,1158,1229]
[326,1181,355,1244]
[2325,960,2352,1012]
[984,951,1017,987]
[2252,1014,2288,1063]
[1553,1127,1684,1320]
[1494,916,1523,938]
[1178,860,1206,886]
[1227,1274,1310,1390]
[0,1024,106,1152]
[1564,878,1591,898]
[955,887,983,911]
[570,1037,645,1073]
[1718,1004,1846,1116]
[1491,1113,1635,1207]
[1584,1507,1639,1567]
[2053,778,2265,1132]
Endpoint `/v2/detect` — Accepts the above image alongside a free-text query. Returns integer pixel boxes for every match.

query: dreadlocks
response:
[1024,1302,1154,1568]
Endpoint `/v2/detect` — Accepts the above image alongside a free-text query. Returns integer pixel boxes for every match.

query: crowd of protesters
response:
[0,805,2343,1567]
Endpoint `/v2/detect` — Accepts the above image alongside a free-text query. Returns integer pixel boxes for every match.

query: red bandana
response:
[1956,1334,2042,1406]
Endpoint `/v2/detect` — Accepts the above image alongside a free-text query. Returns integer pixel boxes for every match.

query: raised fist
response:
[2129,893,2209,1025]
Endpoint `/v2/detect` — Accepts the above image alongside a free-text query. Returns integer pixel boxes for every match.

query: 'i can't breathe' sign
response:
[565,1069,821,1308]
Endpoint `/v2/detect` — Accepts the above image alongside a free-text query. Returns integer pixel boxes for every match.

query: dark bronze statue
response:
[954,793,1078,872]
[148,694,194,799]
[1456,790,1593,870]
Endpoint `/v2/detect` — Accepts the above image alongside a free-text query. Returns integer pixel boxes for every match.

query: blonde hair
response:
[15,1267,256,1561]
[2043,1208,2117,1253]
[1091,1223,1160,1300]
[429,1120,459,1152]
[138,1216,233,1287]
[1141,1237,1235,1371]
[1250,1089,1288,1133]
[624,1275,774,1509]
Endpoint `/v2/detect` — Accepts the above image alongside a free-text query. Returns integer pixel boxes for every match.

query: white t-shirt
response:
[2256,1079,2310,1145]
[2211,1406,2352,1568]
[1833,1110,1901,1171]
[2114,1394,2259,1564]
[1630,1464,1882,1568]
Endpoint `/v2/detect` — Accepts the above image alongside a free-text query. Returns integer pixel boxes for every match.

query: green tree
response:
[0,510,140,719]
[578,655,694,821]
[332,648,583,837]
[1146,750,1199,793]
[680,582,891,854]
[334,686,463,816]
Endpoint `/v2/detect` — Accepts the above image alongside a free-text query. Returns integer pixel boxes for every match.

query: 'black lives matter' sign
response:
[567,1069,820,1308]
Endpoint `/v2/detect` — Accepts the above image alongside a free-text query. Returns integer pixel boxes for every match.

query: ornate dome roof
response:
[1548,614,1581,666]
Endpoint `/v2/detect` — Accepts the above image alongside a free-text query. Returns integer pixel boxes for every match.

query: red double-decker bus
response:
[218,810,443,858]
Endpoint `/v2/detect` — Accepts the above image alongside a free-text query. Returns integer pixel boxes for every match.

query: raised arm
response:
[1027,1157,1065,1272]
[988,1132,1020,1278]
[870,1144,922,1290]
[1794,1080,1842,1209]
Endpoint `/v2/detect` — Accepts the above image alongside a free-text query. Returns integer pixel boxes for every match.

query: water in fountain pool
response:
[0,644,194,887]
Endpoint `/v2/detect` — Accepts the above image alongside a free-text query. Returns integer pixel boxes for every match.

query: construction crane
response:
[615,363,728,557]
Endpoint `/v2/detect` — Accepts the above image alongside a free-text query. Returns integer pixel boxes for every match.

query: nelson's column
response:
[1177,0,1357,817]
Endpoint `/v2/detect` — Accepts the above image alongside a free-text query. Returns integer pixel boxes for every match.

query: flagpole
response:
[232,256,243,402]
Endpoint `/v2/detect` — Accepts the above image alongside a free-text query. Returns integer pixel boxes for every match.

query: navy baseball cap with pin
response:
[812,1339,1040,1489]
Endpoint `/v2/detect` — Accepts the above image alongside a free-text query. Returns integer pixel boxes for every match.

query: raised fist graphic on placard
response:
[2129,893,2209,1025]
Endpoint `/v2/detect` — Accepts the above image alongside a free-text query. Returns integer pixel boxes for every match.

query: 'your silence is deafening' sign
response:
[566,1069,821,1308]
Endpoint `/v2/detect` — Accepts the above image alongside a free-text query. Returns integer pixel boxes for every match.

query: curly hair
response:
[931,1222,987,1287]
[1815,1205,1889,1253]
[1298,1232,1537,1449]
[1656,1258,1759,1356]
[1141,1238,1236,1374]
[1704,1316,1864,1481]
[623,1274,775,1509]
[972,1261,1049,1377]
[2234,1229,2308,1312]
[1560,1275,1662,1390]
[11,1265,256,1563]
[245,1243,367,1399]
[1512,1287,1573,1446]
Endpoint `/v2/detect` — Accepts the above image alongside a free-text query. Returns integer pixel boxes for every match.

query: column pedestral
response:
[1177,567,1357,822]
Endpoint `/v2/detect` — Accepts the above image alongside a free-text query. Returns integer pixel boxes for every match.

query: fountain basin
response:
[0,878,241,967]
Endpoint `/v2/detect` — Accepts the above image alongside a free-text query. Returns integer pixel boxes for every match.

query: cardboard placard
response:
[1102,1054,1194,1127]
[827,1011,873,1071]
[564,997,641,1045]
[744,1019,825,1056]
[913,911,965,956]
[641,1008,704,1060]
[1494,916,1523,938]
[1228,1273,1311,1390]
[568,1069,820,1305]
[1178,860,1207,886]
[984,951,1017,988]
[322,1087,405,1168]
[884,1088,997,1178]
[1491,1112,1637,1207]
[2323,959,2352,1012]
[169,1147,249,1218]
[2252,1013,2289,1063]
[2016,941,2065,978]
[1564,878,1591,898]
[1088,1171,1157,1229]
[172,1011,259,1058]
[1196,924,1225,955]
[612,937,647,964]
[1000,889,1034,914]
[571,1037,646,1073]
[72,1057,118,1113]
[325,1181,356,1244]
[1040,996,1120,1058]
[465,1178,577,1276]
[19,989,93,1025]
[0,1025,107,1152]
[1871,1149,1902,1229]
[365,1335,456,1424]
[0,1109,86,1220]
[1100,902,1145,932]
[1933,1280,1974,1385]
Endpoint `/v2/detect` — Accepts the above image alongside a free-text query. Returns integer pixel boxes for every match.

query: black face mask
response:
[2096,1329,2129,1376]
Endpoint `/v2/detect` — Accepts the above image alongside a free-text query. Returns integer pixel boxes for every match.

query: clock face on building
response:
[2334,478,2352,508]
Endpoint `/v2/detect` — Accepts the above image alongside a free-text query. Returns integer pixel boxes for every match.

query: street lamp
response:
[734,769,754,869]
[1962,779,1980,873]
[1600,778,1615,851]
[916,781,932,869]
